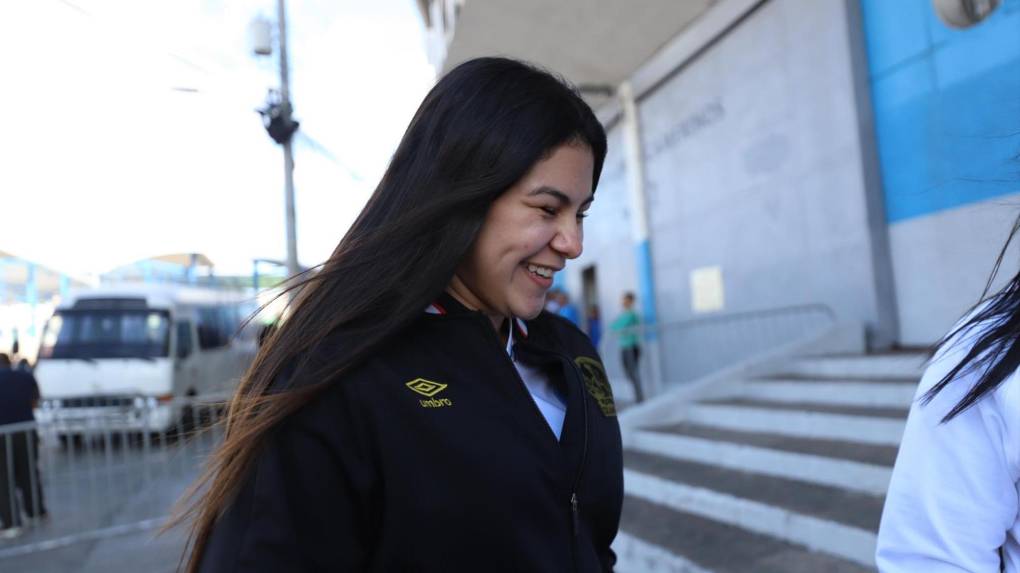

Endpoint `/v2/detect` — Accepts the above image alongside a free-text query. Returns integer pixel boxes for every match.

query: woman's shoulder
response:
[921,311,1020,429]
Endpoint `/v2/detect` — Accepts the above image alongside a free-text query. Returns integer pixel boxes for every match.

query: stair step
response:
[618,496,874,573]
[687,402,905,445]
[699,398,908,419]
[627,428,892,495]
[755,373,919,384]
[623,465,876,567]
[784,354,927,380]
[625,450,884,532]
[648,422,899,467]
[613,530,713,573]
[737,380,918,408]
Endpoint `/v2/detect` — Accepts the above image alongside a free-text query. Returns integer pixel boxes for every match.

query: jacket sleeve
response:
[198,380,379,573]
[876,344,1020,572]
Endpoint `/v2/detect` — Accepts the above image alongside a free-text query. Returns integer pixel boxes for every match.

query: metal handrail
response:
[611,304,837,334]
[599,303,837,399]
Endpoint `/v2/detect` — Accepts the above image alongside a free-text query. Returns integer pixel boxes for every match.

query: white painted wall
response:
[890,195,1020,345]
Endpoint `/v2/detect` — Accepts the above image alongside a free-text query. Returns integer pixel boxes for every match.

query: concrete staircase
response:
[611,351,927,573]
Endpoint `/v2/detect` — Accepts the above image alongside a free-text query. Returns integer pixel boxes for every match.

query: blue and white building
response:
[418,0,1020,377]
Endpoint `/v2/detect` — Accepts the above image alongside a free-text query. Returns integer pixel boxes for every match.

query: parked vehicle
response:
[32,284,259,435]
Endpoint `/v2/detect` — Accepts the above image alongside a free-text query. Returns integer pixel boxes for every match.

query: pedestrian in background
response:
[611,292,643,403]
[0,353,47,538]
[557,290,581,326]
[587,304,602,350]
[178,57,622,573]
[877,213,1020,571]
[544,288,563,313]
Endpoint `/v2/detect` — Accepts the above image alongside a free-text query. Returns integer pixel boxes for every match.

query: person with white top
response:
[877,216,1020,571]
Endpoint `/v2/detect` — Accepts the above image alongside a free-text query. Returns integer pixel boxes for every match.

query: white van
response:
[32,284,260,434]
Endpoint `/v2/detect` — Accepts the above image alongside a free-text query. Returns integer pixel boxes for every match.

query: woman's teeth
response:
[527,264,553,279]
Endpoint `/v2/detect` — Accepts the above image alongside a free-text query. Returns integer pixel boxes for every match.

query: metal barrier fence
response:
[598,304,836,401]
[0,397,226,558]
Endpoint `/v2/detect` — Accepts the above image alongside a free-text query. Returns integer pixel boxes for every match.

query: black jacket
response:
[199,293,624,572]
[0,367,39,426]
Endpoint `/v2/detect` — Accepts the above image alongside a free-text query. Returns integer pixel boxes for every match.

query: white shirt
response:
[877,322,1020,572]
[506,319,566,440]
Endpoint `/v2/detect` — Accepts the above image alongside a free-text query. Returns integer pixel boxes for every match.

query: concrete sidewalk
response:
[0,471,193,573]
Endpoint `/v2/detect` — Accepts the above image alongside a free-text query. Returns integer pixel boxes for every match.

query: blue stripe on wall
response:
[861,0,1020,223]
[635,239,657,329]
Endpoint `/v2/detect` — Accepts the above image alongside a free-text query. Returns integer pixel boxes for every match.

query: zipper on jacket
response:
[570,492,579,535]
[509,339,592,572]
[474,315,592,572]
[565,356,589,573]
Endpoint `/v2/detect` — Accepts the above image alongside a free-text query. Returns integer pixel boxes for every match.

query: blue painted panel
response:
[881,58,1020,221]
[863,0,1020,222]
[861,0,931,74]
[635,240,657,328]
[870,56,934,109]
[932,10,1020,88]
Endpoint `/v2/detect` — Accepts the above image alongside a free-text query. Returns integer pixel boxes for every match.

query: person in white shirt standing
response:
[877,215,1020,571]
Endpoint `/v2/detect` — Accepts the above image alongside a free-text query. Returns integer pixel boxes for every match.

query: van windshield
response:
[39,309,171,360]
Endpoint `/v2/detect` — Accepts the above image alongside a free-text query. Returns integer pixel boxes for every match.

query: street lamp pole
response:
[276,0,299,279]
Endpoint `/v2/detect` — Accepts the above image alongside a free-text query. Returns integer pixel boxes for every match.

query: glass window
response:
[175,321,193,358]
[39,310,171,360]
[197,307,226,349]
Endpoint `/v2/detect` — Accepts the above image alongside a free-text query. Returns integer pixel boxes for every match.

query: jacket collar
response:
[426,290,529,340]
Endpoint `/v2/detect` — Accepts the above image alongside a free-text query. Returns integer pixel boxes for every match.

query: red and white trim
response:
[423,300,527,339]
[515,317,529,338]
[425,301,447,315]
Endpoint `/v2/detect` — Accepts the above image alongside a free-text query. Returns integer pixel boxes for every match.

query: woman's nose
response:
[552,221,583,259]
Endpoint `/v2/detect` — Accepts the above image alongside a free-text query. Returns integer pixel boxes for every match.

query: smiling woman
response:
[175,57,622,572]
[450,144,595,328]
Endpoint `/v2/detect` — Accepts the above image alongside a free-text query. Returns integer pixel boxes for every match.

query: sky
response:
[0,0,436,279]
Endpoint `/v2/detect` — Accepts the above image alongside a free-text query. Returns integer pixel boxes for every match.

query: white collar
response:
[504,316,530,360]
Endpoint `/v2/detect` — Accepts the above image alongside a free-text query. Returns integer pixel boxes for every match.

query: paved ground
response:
[0,433,210,573]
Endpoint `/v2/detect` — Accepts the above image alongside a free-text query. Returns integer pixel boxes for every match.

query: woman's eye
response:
[540,206,557,216]
[576,212,589,221]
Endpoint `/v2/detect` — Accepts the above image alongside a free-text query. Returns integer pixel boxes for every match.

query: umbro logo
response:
[406,378,453,408]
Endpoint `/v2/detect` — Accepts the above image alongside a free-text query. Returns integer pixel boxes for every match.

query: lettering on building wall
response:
[646,99,726,160]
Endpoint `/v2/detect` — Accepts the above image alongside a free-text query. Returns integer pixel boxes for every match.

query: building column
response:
[619,81,663,394]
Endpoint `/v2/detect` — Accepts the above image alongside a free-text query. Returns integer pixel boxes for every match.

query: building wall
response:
[862,0,1020,343]
[569,0,892,344]
[570,127,637,326]
[890,196,1020,344]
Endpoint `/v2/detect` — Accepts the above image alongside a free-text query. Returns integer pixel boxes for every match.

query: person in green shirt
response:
[611,292,643,403]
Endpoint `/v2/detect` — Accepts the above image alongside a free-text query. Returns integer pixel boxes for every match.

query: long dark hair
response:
[922,212,1020,422]
[174,57,607,571]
